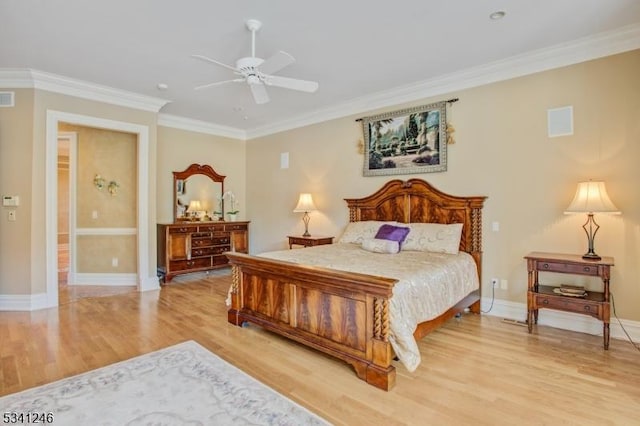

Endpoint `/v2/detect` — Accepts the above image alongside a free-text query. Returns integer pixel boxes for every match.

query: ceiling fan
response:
[192,19,319,105]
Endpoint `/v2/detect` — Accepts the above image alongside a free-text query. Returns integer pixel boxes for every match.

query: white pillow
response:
[401,223,463,254]
[361,238,399,254]
[337,221,398,244]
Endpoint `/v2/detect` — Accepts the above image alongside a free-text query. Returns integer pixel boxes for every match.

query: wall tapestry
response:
[361,101,447,176]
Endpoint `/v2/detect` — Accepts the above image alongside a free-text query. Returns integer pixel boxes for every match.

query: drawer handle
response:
[583,267,591,272]
[584,305,591,312]
[542,299,549,305]
[543,263,549,269]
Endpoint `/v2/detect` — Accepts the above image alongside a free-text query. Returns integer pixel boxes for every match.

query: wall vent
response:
[0,92,15,107]
[547,106,573,137]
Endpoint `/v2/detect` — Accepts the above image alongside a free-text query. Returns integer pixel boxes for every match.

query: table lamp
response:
[564,180,620,260]
[188,200,202,220]
[293,193,317,237]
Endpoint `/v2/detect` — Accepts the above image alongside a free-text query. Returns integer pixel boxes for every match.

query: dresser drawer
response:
[169,257,212,271]
[168,225,198,234]
[537,261,599,276]
[192,245,230,257]
[213,254,230,266]
[199,224,225,233]
[192,236,230,247]
[225,223,247,231]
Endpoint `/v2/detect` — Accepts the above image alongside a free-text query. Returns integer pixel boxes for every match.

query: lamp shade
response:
[293,193,317,212]
[188,200,202,211]
[564,181,620,214]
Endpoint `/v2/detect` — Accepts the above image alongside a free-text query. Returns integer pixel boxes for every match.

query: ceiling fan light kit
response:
[192,19,318,105]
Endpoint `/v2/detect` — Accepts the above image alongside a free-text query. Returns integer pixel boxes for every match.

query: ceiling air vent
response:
[0,92,15,107]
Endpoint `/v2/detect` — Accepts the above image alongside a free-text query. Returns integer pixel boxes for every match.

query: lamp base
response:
[301,211,311,238]
[582,252,601,261]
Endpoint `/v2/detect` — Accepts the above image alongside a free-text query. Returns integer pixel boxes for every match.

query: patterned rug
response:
[0,341,329,425]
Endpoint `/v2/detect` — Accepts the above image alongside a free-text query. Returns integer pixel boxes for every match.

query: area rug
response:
[0,340,329,425]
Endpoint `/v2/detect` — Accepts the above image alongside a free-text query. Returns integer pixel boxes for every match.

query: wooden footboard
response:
[226,252,398,390]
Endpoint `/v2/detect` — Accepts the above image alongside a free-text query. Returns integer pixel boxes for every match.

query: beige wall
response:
[60,124,138,228]
[246,50,640,320]
[0,89,34,294]
[77,235,137,273]
[156,126,247,224]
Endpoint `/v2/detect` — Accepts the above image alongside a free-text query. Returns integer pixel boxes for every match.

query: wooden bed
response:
[226,179,486,390]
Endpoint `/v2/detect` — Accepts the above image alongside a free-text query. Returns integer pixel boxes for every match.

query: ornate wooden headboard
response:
[344,179,487,273]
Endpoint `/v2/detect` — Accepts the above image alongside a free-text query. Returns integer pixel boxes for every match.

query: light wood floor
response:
[1,273,639,425]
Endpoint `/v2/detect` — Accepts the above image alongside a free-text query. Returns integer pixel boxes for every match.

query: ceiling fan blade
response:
[249,82,270,104]
[264,75,319,93]
[194,79,244,90]
[258,51,295,75]
[191,54,239,72]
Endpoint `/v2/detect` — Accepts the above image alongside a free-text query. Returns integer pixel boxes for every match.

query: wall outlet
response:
[491,278,499,288]
[500,279,508,290]
[112,257,118,267]
[8,210,16,221]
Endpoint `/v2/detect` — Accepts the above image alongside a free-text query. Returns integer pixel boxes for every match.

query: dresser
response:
[157,221,249,282]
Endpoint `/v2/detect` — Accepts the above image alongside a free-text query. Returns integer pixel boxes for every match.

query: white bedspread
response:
[258,243,479,372]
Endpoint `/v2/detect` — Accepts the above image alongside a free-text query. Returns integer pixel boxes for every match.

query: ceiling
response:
[2,1,640,138]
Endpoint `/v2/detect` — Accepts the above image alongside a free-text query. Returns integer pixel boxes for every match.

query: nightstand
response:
[287,235,333,249]
[524,251,614,349]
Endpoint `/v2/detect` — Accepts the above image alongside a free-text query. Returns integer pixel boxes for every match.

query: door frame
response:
[45,110,158,307]
[57,131,77,285]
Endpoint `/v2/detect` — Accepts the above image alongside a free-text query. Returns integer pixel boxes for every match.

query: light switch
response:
[492,221,500,232]
[92,210,98,219]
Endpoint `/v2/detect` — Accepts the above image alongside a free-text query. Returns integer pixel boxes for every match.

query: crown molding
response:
[0,68,170,112]
[157,113,246,140]
[2,22,639,140]
[245,23,640,139]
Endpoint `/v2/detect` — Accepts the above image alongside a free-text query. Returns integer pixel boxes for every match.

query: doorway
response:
[45,110,159,308]
[56,129,139,304]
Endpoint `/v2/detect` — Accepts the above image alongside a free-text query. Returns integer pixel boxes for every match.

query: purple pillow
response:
[374,224,410,252]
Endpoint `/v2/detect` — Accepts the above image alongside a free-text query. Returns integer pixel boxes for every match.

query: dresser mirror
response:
[173,164,225,222]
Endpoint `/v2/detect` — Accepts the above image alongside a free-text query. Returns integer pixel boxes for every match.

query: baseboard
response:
[481,297,640,343]
[0,273,160,311]
[0,293,48,311]
[72,273,138,286]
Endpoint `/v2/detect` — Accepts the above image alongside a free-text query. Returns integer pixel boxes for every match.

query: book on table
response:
[552,284,587,297]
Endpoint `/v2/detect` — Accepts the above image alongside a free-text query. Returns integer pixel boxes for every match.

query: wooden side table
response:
[287,235,333,249]
[524,251,614,349]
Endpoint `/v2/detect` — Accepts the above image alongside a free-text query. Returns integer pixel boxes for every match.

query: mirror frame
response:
[173,163,225,222]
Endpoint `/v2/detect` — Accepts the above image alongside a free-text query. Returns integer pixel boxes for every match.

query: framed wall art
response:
[176,179,185,195]
[361,101,447,176]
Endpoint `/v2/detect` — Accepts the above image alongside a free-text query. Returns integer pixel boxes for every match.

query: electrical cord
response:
[481,279,495,313]
[610,292,640,352]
